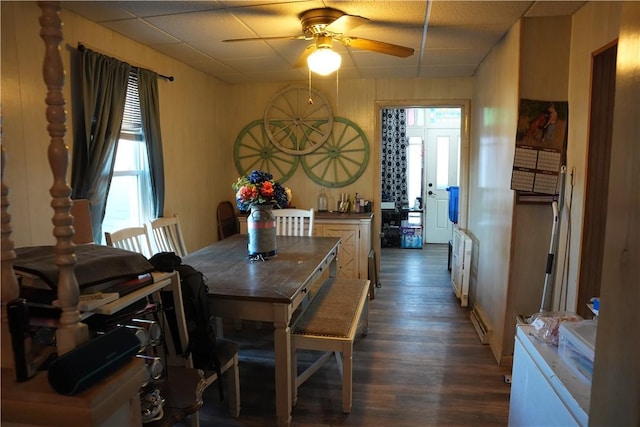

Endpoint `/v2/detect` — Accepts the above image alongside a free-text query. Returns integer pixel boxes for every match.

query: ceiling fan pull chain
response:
[308,68,314,104]
[336,69,339,107]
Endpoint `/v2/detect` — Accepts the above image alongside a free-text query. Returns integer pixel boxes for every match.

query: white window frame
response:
[101,73,153,242]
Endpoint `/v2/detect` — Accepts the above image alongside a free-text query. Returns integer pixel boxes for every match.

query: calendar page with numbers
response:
[511,98,568,196]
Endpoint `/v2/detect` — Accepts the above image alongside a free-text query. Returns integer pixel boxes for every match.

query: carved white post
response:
[1,143,20,369]
[39,1,88,354]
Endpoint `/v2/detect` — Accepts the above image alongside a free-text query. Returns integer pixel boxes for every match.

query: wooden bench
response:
[290,278,370,414]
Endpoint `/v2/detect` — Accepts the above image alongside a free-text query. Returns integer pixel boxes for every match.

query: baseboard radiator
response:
[450,226,472,307]
[470,306,492,345]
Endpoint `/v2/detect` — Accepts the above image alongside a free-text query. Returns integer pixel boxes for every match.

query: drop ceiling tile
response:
[191,38,277,59]
[221,55,300,73]
[144,10,246,42]
[217,68,307,84]
[429,1,533,26]
[61,2,135,22]
[425,24,507,50]
[420,48,486,66]
[189,59,239,75]
[101,19,181,45]
[324,1,428,27]
[418,64,478,78]
[114,1,226,17]
[525,1,587,17]
[151,43,214,63]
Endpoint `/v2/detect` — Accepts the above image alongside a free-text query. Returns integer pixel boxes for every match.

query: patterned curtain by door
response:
[381,109,408,206]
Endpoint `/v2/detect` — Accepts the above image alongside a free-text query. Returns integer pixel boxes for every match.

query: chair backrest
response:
[148,215,188,257]
[272,208,315,236]
[70,198,94,244]
[104,226,153,258]
[217,201,239,240]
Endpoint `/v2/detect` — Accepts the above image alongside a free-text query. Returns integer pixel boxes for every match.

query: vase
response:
[247,204,277,258]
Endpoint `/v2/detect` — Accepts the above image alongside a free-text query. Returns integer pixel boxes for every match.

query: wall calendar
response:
[511,98,568,197]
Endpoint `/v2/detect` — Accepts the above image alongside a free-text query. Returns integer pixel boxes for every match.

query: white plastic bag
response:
[529,311,582,345]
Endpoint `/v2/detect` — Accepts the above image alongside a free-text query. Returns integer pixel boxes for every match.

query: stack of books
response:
[18,272,154,327]
[13,244,157,327]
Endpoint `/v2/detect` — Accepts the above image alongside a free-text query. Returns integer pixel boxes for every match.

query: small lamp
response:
[307,47,341,76]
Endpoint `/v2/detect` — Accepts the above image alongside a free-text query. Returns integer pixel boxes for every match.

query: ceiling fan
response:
[223,8,415,73]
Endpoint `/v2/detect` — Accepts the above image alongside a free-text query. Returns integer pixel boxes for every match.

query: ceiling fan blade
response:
[223,35,306,42]
[324,14,369,34]
[340,37,414,58]
[293,44,317,68]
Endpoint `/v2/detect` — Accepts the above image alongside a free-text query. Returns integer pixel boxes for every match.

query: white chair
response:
[70,199,94,244]
[147,214,188,257]
[273,208,315,236]
[160,272,241,426]
[104,226,153,258]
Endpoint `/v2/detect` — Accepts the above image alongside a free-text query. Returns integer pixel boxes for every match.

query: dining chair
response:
[147,214,188,257]
[70,198,94,244]
[273,208,315,236]
[217,201,239,240]
[104,226,154,258]
[159,271,241,427]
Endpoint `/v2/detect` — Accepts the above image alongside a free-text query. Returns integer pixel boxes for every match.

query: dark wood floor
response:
[184,245,512,426]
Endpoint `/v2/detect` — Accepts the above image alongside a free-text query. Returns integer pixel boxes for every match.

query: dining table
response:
[181,234,341,426]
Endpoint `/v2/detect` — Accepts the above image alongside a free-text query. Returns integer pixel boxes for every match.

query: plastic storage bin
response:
[447,186,459,224]
[558,320,597,381]
[400,226,423,249]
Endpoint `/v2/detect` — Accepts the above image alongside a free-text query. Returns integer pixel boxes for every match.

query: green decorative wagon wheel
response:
[263,85,333,155]
[300,117,370,188]
[233,119,299,183]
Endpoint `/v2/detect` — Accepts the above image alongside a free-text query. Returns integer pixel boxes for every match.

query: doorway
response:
[379,104,466,247]
[574,42,617,318]
[406,108,461,243]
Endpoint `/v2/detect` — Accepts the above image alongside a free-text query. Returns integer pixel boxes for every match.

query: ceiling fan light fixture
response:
[307,47,341,75]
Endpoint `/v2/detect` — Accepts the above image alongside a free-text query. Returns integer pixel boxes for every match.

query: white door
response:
[425,128,460,243]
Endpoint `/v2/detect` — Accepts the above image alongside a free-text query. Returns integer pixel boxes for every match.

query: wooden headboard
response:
[1,1,88,371]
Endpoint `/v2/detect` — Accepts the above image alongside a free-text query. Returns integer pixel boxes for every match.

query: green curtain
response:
[70,48,131,243]
[137,68,165,218]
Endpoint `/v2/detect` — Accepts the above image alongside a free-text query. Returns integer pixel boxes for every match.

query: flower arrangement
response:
[233,170,291,212]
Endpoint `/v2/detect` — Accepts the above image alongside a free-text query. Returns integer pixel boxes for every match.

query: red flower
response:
[260,181,274,198]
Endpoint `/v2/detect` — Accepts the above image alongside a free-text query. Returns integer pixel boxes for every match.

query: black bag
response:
[149,251,182,272]
[174,264,223,400]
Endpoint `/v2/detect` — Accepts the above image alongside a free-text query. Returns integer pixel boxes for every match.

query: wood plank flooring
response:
[182,244,512,426]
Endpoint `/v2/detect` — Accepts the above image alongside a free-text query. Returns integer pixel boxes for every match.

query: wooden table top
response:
[182,234,340,304]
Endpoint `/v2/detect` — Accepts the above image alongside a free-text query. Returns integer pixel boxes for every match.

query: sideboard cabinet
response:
[315,212,373,280]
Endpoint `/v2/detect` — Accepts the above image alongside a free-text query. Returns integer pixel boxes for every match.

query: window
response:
[101,73,153,242]
[436,136,450,189]
[407,136,423,207]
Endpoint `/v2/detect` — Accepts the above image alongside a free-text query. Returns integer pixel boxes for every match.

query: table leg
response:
[273,305,292,427]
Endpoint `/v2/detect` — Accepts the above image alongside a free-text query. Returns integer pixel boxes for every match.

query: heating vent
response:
[450,226,472,307]
[470,307,492,345]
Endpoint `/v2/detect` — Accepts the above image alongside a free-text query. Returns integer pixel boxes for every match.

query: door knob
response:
[428,191,434,196]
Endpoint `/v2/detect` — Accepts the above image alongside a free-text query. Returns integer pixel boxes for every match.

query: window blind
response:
[121,72,141,132]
